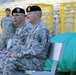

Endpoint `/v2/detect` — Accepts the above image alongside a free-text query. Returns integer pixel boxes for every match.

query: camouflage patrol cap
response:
[12,7,25,15]
[5,8,11,11]
[26,6,42,13]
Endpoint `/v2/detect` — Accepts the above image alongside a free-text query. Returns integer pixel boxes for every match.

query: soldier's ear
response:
[36,13,40,18]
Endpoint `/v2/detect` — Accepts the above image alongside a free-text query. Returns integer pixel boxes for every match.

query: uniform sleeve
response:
[8,27,32,53]
[17,29,50,58]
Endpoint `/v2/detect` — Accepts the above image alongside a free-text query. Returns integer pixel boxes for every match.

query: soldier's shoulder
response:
[10,16,13,18]
[24,22,33,29]
[9,16,13,20]
[1,17,6,21]
[36,22,50,36]
[38,21,49,31]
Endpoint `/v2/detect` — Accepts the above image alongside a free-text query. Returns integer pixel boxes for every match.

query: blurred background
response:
[0,0,76,34]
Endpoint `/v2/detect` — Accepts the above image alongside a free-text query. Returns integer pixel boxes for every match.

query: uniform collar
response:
[31,21,41,33]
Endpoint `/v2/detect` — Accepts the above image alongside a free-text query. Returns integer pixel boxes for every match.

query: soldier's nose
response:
[13,17,16,20]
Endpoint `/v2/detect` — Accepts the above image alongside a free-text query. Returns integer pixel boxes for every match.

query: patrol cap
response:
[5,8,11,11]
[26,6,42,13]
[12,7,25,15]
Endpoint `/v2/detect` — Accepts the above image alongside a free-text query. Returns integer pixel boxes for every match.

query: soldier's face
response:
[27,12,37,24]
[13,13,25,25]
[5,11,10,16]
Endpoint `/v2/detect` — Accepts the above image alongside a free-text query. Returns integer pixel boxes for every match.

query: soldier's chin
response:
[14,22,18,24]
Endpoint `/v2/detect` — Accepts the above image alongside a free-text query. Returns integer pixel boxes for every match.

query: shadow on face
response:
[13,13,25,25]
[5,11,10,16]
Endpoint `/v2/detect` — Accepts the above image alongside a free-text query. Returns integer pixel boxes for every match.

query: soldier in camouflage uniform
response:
[0,6,50,75]
[0,7,33,75]
[0,8,16,50]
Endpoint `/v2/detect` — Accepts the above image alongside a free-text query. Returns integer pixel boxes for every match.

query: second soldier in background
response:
[0,8,16,50]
